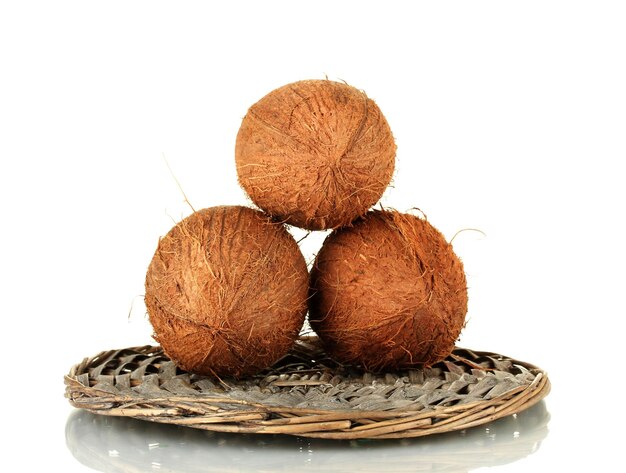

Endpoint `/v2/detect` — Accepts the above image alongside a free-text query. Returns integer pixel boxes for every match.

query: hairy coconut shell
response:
[309,210,468,371]
[145,206,308,378]
[235,79,396,230]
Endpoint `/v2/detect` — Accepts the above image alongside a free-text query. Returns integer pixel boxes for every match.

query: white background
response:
[1,1,625,471]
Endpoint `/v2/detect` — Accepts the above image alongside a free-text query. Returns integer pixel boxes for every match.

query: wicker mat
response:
[65,336,550,440]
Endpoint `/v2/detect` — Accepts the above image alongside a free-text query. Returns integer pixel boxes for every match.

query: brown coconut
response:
[144,206,308,378]
[309,210,468,371]
[235,79,396,230]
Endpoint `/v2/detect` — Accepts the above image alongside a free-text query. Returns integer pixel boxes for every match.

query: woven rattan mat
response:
[65,336,550,439]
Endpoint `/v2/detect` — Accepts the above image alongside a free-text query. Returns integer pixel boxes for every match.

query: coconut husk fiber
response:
[144,206,309,378]
[309,209,468,371]
[235,79,396,230]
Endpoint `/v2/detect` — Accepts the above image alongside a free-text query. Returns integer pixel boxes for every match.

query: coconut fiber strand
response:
[235,79,396,230]
[309,210,468,371]
[145,206,308,378]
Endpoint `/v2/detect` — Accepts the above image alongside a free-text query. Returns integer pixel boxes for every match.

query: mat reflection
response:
[66,401,549,473]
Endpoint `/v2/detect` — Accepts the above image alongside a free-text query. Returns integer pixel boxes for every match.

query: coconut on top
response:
[235,79,396,230]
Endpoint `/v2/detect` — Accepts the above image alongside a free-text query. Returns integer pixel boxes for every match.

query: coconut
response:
[144,206,308,378]
[309,209,468,371]
[235,79,396,230]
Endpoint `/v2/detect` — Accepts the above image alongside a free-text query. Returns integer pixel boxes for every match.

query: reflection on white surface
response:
[66,401,549,473]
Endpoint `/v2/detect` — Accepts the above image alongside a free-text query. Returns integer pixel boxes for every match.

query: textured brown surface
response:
[235,79,396,230]
[310,210,468,371]
[144,206,308,378]
[65,336,550,439]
